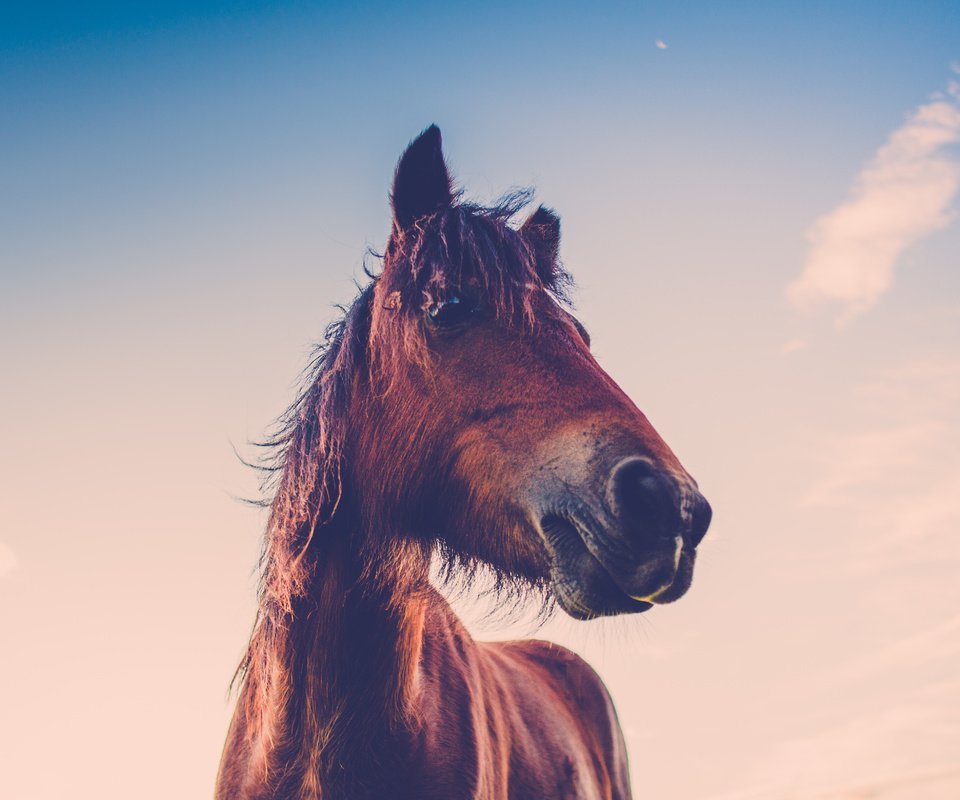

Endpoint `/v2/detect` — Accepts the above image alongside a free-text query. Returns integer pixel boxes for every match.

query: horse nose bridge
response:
[537,340,669,446]
[606,456,709,546]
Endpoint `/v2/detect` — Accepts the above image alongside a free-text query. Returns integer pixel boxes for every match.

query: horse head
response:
[347,125,711,619]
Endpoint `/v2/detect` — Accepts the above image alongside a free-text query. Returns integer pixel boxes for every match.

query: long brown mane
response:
[233,191,571,754]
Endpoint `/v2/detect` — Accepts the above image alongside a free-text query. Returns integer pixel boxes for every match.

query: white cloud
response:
[799,356,960,566]
[704,701,960,800]
[0,542,19,578]
[788,85,960,322]
[799,421,950,508]
[780,337,809,355]
[819,615,960,691]
[655,39,668,50]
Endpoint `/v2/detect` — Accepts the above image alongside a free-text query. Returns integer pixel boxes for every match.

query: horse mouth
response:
[540,514,696,620]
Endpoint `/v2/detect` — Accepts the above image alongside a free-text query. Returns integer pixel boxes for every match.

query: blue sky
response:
[2,3,960,799]
[4,2,959,307]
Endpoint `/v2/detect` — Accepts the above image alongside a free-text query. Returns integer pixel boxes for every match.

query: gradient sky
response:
[3,3,960,798]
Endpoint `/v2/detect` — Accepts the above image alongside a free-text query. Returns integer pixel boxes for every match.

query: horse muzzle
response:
[532,455,712,619]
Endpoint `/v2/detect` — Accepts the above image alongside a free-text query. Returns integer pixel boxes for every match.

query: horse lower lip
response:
[629,584,672,603]
[542,514,683,603]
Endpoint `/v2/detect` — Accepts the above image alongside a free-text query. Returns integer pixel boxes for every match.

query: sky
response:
[2,2,959,798]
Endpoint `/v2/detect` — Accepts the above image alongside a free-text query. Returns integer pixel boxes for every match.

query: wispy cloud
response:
[780,337,809,355]
[819,614,960,691]
[811,768,960,800]
[799,356,960,566]
[706,356,960,800]
[704,701,960,800]
[655,39,667,50]
[0,542,19,578]
[788,76,960,322]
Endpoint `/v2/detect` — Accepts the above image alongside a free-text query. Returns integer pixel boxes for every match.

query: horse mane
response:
[234,191,571,707]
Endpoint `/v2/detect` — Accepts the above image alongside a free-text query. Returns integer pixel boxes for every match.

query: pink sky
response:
[2,6,959,798]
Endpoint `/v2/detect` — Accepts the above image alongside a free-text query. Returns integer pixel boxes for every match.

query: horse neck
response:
[307,514,433,726]
[247,507,442,796]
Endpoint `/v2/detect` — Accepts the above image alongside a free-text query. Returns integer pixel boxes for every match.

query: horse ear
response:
[391,124,454,231]
[520,205,561,282]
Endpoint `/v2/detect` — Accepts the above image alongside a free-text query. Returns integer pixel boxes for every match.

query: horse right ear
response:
[391,125,454,232]
[520,205,561,284]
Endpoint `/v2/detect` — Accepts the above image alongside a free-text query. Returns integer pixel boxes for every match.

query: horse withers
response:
[216,126,711,800]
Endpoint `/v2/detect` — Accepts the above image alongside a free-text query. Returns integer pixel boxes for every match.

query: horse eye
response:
[426,294,478,329]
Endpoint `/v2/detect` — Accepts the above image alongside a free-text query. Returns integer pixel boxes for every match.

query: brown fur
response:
[216,126,710,799]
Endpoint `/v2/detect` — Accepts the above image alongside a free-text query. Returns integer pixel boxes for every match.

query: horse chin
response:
[552,577,654,620]
[541,515,695,619]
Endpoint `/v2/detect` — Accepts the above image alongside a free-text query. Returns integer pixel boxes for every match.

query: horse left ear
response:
[520,205,561,283]
[391,124,454,232]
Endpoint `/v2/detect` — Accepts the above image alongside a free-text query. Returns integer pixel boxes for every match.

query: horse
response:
[215,125,712,800]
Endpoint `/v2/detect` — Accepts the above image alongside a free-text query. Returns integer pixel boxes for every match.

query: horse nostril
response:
[688,493,712,547]
[609,458,681,544]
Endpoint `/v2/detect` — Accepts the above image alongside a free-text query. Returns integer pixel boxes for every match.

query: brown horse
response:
[216,126,711,800]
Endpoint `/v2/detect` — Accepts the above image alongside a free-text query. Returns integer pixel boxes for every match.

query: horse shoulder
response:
[480,639,632,800]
